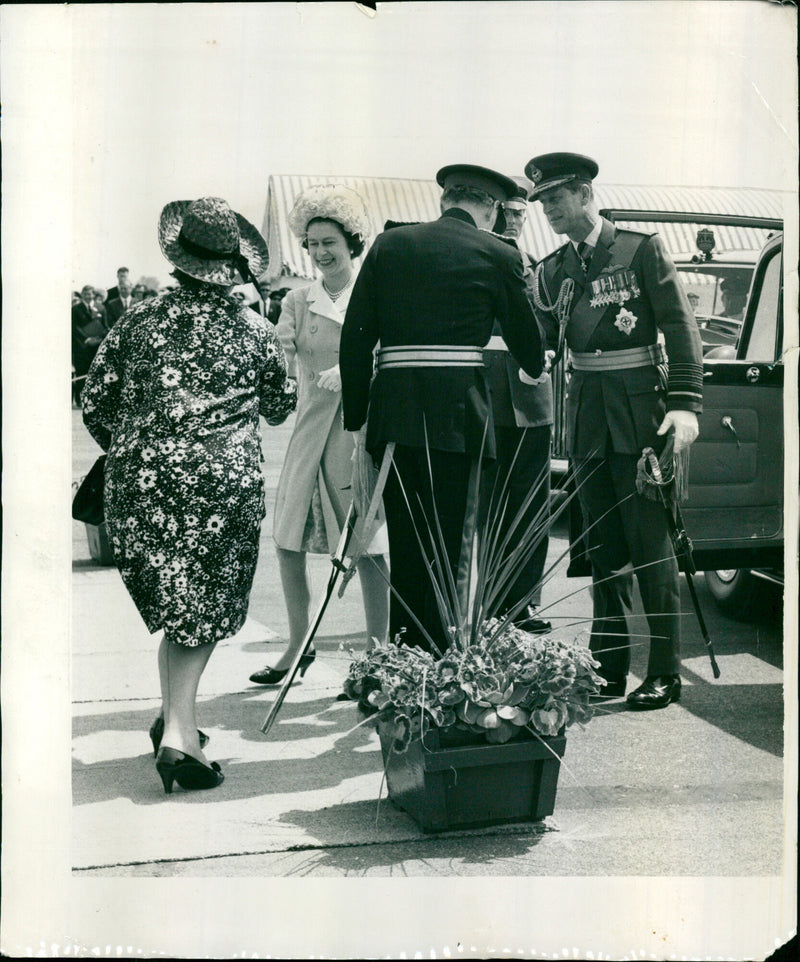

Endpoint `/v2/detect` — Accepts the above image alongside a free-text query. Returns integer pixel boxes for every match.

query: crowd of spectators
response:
[72,267,161,406]
[72,265,293,406]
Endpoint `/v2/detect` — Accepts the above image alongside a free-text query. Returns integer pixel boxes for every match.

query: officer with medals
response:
[479,176,554,633]
[340,164,545,654]
[526,152,703,710]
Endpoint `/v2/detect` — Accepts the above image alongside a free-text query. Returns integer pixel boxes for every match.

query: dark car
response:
[683,227,785,615]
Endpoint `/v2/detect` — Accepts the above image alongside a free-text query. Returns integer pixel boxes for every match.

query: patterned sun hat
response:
[287,185,372,243]
[158,197,269,286]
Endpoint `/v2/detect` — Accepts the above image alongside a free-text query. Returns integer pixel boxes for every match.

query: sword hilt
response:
[337,564,358,598]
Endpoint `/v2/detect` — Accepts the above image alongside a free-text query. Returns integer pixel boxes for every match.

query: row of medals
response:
[589,268,641,309]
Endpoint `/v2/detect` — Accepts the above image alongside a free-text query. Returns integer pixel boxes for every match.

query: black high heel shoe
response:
[155,747,224,794]
[249,650,316,685]
[149,715,209,758]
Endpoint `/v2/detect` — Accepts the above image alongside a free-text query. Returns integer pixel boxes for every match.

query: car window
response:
[742,248,782,363]
[677,265,753,317]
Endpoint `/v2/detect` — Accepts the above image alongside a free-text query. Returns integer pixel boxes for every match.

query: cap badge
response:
[529,166,542,184]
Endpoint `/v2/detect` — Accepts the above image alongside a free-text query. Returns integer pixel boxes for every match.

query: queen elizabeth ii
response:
[249,184,390,685]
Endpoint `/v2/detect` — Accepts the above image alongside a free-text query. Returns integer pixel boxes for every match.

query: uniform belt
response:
[376,345,484,369]
[570,343,667,371]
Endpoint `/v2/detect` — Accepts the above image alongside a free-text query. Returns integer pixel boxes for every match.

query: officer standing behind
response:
[526,153,703,710]
[340,164,544,654]
[479,176,554,633]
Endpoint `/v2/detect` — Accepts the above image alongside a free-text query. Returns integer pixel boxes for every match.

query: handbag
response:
[72,455,106,526]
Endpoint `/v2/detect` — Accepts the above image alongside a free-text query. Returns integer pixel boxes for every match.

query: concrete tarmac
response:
[72,409,787,880]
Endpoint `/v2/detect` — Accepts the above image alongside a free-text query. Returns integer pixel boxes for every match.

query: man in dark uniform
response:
[526,152,703,710]
[479,176,554,632]
[340,164,544,653]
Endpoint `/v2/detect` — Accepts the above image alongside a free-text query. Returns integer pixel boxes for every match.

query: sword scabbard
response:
[260,503,358,735]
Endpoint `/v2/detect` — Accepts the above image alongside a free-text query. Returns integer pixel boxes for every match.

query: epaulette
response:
[478,228,520,250]
[383,219,420,231]
[613,225,656,240]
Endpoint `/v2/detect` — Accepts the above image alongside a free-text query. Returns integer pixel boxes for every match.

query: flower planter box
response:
[85,522,115,566]
[378,723,567,833]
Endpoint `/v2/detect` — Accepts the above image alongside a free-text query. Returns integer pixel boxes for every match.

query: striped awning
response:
[261,176,787,283]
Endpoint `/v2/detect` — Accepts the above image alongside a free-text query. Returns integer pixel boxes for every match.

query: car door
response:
[684,234,784,570]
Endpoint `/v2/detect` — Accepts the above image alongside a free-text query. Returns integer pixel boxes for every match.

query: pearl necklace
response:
[323,277,353,302]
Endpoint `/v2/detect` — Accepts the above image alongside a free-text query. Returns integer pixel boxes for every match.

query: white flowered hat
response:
[287,185,372,246]
[158,197,269,287]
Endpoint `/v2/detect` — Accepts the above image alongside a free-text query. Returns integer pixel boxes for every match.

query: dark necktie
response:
[577,241,592,274]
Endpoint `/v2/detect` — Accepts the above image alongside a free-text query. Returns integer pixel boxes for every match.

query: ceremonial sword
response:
[639,447,721,679]
[259,502,358,735]
[259,443,395,736]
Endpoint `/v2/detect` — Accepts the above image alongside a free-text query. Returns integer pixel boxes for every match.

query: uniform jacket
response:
[273,278,388,554]
[483,248,553,429]
[340,208,544,457]
[533,217,702,458]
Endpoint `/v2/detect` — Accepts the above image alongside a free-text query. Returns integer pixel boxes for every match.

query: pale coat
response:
[273,277,387,555]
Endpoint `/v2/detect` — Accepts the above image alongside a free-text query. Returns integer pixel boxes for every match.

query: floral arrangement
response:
[341,436,606,752]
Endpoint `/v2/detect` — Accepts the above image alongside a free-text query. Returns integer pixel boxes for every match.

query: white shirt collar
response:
[572,217,602,252]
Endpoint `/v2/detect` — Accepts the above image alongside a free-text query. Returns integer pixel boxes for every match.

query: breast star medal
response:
[614,307,638,335]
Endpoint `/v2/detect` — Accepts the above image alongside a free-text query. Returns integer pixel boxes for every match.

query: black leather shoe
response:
[589,676,627,700]
[249,650,316,685]
[155,747,224,795]
[626,675,681,711]
[512,606,552,634]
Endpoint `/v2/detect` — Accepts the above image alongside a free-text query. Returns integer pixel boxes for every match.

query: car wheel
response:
[704,568,761,618]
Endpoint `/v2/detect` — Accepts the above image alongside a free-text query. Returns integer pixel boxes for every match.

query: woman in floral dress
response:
[82,197,297,794]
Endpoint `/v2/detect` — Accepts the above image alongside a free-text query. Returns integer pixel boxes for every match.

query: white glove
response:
[519,350,555,385]
[317,365,342,392]
[348,427,367,460]
[657,409,699,453]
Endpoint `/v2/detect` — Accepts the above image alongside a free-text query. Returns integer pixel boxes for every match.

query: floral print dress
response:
[82,285,297,646]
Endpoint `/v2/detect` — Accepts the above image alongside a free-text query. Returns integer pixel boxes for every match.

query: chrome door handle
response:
[720,415,741,449]
[746,366,760,383]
